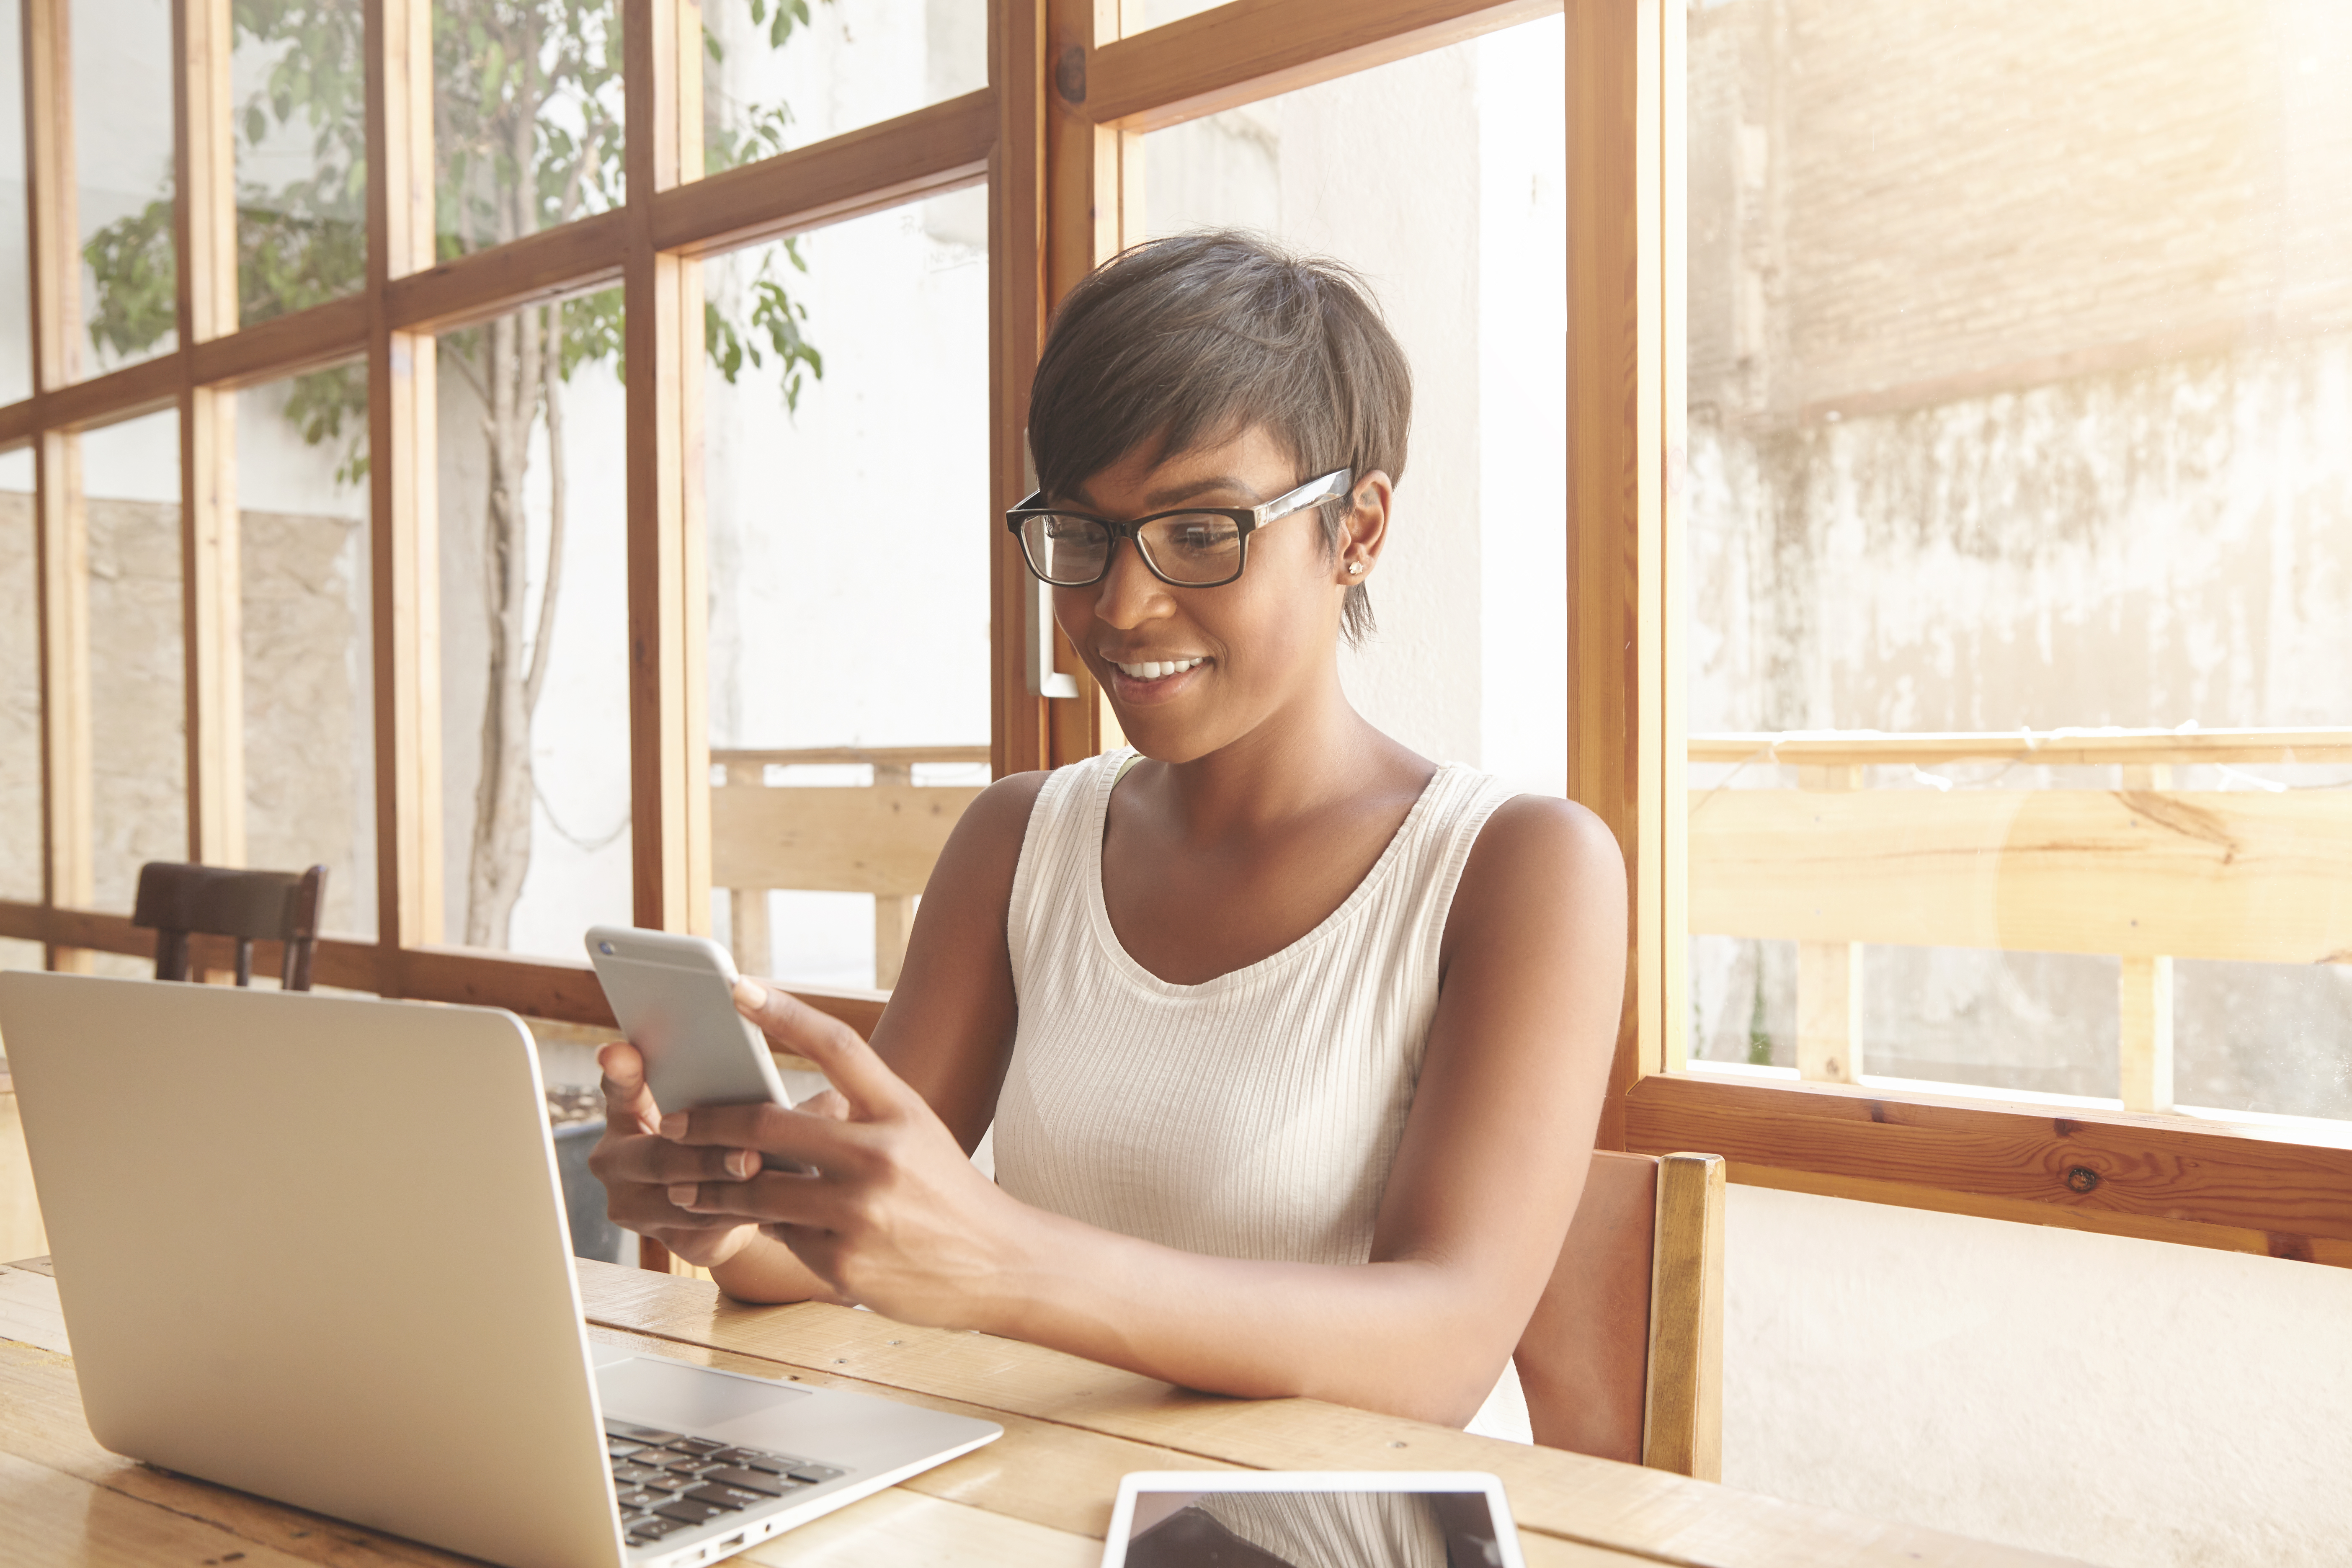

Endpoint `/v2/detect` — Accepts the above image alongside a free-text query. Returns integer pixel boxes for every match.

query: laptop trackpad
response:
[596,1356,809,1434]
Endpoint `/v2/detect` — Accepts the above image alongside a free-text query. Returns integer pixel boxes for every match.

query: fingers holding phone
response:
[587,1039,763,1268]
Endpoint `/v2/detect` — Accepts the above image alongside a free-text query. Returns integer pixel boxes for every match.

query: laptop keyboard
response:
[604,1419,849,1550]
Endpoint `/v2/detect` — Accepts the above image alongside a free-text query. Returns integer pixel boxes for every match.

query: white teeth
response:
[1113,656,1203,680]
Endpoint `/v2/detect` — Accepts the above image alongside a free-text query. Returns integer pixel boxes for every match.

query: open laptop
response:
[0,972,1001,1568]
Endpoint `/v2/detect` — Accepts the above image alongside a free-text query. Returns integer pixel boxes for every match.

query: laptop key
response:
[628,1516,691,1543]
[611,1464,671,1486]
[615,1488,674,1511]
[655,1498,738,1526]
[606,1439,647,1458]
[671,1437,727,1455]
[684,1483,773,1512]
[714,1447,800,1473]
[700,1466,794,1496]
[606,1421,683,1444]
[787,1465,846,1484]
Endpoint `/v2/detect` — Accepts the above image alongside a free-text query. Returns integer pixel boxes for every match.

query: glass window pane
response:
[234,0,367,320]
[0,448,34,901]
[240,364,374,937]
[438,289,629,957]
[2177,960,2352,1122]
[1683,2,2352,1121]
[700,0,984,176]
[81,409,184,913]
[1138,14,1569,799]
[434,0,623,258]
[1124,0,1225,33]
[702,200,988,990]
[0,0,31,403]
[76,0,178,374]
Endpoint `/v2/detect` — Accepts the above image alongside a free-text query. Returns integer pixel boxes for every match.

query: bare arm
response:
[663,794,1627,1424]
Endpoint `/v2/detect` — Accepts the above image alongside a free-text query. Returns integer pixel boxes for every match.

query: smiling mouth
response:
[1108,656,1207,681]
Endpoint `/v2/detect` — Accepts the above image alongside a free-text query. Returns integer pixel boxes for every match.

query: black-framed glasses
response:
[1006,468,1353,588]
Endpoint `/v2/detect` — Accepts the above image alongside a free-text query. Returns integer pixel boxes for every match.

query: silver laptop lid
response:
[0,972,627,1568]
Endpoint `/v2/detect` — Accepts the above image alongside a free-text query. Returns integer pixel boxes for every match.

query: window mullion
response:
[175,0,242,869]
[366,0,444,967]
[24,0,88,968]
[988,0,1049,779]
[1034,0,1115,771]
[624,0,698,936]
[1567,0,1672,1146]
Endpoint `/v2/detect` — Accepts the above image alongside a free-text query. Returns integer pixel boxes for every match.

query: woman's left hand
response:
[658,979,1025,1330]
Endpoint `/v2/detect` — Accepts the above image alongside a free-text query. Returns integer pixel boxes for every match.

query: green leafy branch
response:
[80,0,830,484]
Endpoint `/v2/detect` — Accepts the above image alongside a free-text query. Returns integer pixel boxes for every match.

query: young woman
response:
[588,231,1627,1436]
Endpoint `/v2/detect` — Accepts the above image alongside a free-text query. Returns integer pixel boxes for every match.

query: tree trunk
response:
[463,58,551,949]
[464,304,544,948]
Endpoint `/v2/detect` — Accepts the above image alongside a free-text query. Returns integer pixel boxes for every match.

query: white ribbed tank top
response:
[993,748,1531,1439]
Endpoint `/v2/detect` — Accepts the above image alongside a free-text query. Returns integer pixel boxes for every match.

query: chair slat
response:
[1640,1150,1727,1481]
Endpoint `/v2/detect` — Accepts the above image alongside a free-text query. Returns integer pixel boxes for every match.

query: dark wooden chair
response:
[1514,1149,1728,1479]
[130,863,329,991]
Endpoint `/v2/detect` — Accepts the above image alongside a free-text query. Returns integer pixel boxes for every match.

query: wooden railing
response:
[711,747,990,989]
[1687,728,2352,1111]
[707,728,2352,1109]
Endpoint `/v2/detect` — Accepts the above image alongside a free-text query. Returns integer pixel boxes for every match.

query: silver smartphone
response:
[585,925,792,1113]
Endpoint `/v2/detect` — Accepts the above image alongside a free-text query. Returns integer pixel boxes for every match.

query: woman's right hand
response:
[585,1040,764,1269]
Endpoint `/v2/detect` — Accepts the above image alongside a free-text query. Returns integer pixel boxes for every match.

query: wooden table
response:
[0,1256,2083,1568]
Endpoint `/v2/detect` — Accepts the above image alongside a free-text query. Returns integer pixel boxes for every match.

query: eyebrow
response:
[1066,475,1265,513]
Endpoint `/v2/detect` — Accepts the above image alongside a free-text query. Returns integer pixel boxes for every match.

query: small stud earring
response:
[1346,561,1364,575]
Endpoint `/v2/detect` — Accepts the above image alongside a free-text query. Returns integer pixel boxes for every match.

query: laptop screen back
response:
[0,973,627,1568]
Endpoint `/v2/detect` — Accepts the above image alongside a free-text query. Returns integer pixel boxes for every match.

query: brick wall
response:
[1691,0,2352,423]
[0,497,374,938]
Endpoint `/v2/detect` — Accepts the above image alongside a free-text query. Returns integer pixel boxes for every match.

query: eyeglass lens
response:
[1021,513,1245,585]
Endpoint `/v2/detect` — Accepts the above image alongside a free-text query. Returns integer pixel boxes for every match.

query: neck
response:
[1137,660,1413,842]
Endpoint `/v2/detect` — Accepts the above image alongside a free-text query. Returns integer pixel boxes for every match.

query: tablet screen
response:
[1114,1483,1511,1568]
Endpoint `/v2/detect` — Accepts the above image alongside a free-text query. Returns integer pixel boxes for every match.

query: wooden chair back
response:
[1514,1148,1727,1479]
[712,747,988,988]
[130,863,328,991]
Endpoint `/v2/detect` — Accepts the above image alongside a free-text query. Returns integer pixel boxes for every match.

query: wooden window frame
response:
[1,0,2344,1270]
[0,0,992,1044]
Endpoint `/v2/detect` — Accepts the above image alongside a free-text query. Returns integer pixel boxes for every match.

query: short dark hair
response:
[1026,230,1411,645]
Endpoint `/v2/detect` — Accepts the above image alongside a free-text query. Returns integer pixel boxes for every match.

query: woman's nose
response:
[1088,538,1173,629]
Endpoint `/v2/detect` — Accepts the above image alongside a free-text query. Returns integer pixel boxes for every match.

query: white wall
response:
[1727,1186,2352,1567]
[1474,30,1569,799]
[1139,19,1570,794]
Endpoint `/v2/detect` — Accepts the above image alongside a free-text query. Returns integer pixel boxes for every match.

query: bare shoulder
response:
[961,769,1053,838]
[1444,794,1627,957]
[924,770,1052,893]
[1462,794,1625,900]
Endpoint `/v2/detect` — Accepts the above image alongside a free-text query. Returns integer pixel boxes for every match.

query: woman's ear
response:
[1335,470,1395,581]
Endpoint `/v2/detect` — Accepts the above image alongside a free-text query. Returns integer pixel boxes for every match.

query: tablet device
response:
[1101,1471,1527,1568]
